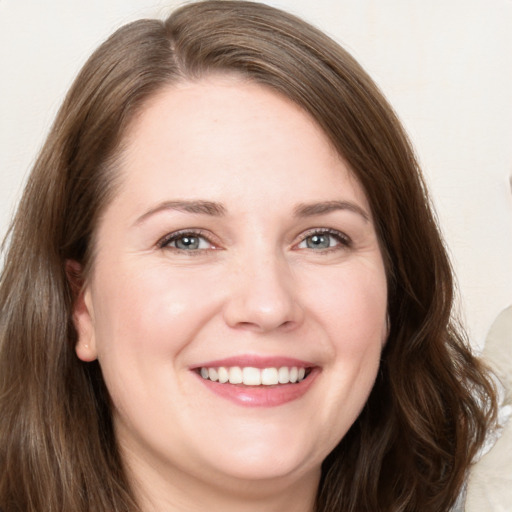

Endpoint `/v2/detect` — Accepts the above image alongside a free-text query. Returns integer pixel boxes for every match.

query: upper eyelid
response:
[156,227,351,249]
[157,229,216,249]
[295,227,351,244]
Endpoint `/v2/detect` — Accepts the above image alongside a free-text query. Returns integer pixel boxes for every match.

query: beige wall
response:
[1,0,511,347]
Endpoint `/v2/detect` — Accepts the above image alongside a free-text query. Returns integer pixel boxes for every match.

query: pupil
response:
[307,234,329,249]
[177,236,199,250]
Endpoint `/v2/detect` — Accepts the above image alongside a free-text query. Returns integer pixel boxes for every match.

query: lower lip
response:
[194,369,319,407]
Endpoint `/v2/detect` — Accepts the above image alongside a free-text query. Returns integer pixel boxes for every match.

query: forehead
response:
[114,76,370,215]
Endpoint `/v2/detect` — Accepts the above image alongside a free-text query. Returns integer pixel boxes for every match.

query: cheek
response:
[308,262,388,348]
[88,265,219,422]
[91,262,223,360]
[302,263,387,452]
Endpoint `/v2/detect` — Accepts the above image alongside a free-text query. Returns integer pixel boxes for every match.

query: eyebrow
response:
[293,201,370,222]
[135,200,226,224]
[135,199,370,225]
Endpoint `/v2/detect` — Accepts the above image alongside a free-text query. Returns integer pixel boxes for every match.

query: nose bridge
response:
[223,243,303,332]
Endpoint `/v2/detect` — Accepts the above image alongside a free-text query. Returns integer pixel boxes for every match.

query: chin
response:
[209,452,319,484]
[195,424,327,483]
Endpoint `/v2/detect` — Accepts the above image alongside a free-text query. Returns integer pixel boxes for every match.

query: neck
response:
[126,454,320,512]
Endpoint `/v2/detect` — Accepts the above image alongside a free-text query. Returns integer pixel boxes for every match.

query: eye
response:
[158,230,215,251]
[296,229,350,251]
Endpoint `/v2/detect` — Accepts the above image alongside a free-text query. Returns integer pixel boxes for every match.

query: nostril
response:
[279,320,297,331]
[230,318,298,333]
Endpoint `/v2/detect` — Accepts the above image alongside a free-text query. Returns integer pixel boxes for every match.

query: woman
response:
[0,1,497,511]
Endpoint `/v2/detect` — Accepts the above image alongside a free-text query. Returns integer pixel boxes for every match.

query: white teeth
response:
[242,367,261,385]
[261,367,279,386]
[199,365,308,385]
[218,366,229,383]
[278,366,289,384]
[228,366,243,384]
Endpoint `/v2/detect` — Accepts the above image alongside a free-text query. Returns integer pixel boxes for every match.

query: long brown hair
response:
[0,1,497,511]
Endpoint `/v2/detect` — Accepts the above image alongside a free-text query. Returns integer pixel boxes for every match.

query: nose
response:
[222,252,304,333]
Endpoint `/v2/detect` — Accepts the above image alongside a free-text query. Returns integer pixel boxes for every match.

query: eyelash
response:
[157,229,216,254]
[157,228,352,254]
[297,228,352,252]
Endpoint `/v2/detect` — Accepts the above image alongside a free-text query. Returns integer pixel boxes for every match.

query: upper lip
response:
[190,355,316,369]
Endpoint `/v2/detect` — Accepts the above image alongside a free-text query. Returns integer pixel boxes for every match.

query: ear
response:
[66,260,98,362]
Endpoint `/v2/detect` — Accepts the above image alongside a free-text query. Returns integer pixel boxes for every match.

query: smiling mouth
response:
[197,366,312,386]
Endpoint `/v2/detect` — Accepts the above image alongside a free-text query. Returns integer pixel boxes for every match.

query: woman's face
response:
[74,77,388,494]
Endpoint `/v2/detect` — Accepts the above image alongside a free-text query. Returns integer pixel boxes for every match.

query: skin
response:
[73,76,388,512]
